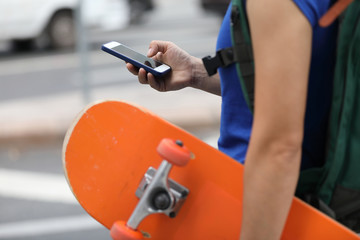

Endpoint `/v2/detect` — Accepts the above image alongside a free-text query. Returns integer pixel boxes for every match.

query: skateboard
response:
[63,100,360,240]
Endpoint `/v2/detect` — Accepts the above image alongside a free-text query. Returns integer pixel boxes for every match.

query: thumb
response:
[147,40,169,57]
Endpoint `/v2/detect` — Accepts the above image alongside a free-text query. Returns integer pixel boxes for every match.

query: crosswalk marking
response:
[0,215,103,238]
[0,168,77,204]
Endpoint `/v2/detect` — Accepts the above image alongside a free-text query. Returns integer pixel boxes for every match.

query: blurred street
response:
[0,0,224,239]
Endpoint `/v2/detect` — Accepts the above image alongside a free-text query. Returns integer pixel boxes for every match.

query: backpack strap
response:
[319,0,354,27]
[202,0,255,112]
[202,47,241,76]
[230,0,255,112]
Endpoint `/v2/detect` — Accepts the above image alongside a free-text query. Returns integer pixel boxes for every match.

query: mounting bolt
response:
[175,140,183,147]
[181,190,188,198]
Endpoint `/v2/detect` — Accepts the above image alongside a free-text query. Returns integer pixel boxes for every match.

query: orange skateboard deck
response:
[63,100,359,240]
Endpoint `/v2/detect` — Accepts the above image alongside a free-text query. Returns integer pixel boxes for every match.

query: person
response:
[126,0,338,239]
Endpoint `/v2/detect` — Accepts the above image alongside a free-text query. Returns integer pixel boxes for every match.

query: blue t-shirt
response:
[217,0,338,170]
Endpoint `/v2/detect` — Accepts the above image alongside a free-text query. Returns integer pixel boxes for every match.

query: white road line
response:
[0,53,79,77]
[0,215,104,239]
[0,168,77,204]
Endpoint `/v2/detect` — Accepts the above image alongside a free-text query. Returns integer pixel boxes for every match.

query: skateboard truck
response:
[111,138,192,240]
[135,166,189,218]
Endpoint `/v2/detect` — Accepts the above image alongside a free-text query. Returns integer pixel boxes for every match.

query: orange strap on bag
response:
[319,0,354,27]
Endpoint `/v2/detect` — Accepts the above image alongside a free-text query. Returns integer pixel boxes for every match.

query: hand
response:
[126,40,196,92]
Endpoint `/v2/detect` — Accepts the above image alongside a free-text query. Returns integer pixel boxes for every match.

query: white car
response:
[0,0,130,50]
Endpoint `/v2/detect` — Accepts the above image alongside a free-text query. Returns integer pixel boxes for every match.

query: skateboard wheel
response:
[157,138,191,166]
[110,221,143,240]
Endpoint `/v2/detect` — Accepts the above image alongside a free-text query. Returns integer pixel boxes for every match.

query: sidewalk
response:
[0,84,221,144]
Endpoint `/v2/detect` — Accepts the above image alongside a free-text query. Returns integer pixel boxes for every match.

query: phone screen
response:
[112,45,162,69]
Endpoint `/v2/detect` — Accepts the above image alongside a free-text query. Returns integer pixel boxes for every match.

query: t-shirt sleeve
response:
[292,0,333,27]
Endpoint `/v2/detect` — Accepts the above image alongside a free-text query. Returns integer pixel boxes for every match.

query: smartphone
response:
[101,41,171,76]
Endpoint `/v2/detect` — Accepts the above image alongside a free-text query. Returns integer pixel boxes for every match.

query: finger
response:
[147,73,161,91]
[126,63,139,75]
[138,68,148,84]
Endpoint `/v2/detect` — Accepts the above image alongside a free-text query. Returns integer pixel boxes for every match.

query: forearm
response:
[190,57,221,96]
[240,139,301,240]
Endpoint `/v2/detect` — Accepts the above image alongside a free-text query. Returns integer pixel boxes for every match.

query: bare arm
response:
[240,0,312,239]
[126,41,221,96]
